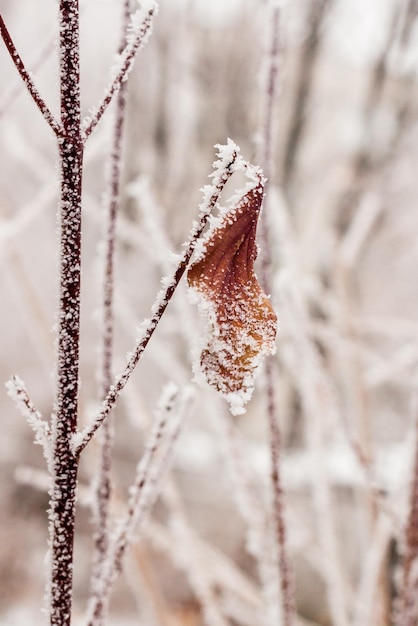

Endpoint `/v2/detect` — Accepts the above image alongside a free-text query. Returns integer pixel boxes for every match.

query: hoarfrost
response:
[187,174,278,416]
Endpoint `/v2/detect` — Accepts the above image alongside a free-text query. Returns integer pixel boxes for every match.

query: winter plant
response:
[1,1,291,625]
[6,1,418,625]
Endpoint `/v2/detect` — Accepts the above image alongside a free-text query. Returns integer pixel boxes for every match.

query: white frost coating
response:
[82,0,158,133]
[111,0,158,82]
[85,383,189,622]
[187,158,275,416]
[189,288,272,416]
[6,376,53,469]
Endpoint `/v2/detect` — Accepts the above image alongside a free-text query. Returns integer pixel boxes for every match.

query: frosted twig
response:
[257,4,296,624]
[6,375,51,452]
[0,16,62,136]
[85,383,189,625]
[90,2,130,619]
[83,0,158,140]
[72,141,240,457]
[0,29,55,118]
[48,2,83,623]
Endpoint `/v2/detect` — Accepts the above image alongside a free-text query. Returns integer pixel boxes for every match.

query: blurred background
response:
[1,0,418,624]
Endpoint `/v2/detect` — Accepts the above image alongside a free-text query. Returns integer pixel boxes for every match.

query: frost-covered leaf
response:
[187,179,277,415]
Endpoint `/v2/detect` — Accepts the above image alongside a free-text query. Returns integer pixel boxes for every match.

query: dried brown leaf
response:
[187,180,277,414]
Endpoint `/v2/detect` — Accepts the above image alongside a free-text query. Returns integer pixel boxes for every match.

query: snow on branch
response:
[0,16,63,136]
[6,375,52,467]
[82,0,158,140]
[72,140,240,457]
[85,383,191,625]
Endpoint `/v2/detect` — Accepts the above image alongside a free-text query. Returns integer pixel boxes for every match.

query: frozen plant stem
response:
[49,2,83,625]
[73,146,239,457]
[86,385,185,625]
[0,15,62,135]
[258,5,296,625]
[82,1,157,140]
[91,0,130,620]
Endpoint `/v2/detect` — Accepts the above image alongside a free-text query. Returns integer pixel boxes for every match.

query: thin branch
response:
[0,15,63,136]
[0,28,55,118]
[90,0,130,619]
[72,143,240,457]
[85,384,188,626]
[82,0,157,140]
[6,375,51,451]
[258,5,296,625]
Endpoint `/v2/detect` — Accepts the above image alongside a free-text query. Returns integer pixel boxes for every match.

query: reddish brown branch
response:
[0,15,63,136]
[49,1,83,624]
[259,6,296,625]
[83,2,156,140]
[90,1,130,621]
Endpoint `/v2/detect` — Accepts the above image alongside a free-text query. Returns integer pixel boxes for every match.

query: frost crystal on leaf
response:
[187,178,278,415]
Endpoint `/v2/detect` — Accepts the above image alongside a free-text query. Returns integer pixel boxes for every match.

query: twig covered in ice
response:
[0,16,62,136]
[90,0,131,616]
[6,376,51,459]
[85,383,190,626]
[257,4,296,624]
[83,0,158,140]
[0,27,55,119]
[72,141,240,457]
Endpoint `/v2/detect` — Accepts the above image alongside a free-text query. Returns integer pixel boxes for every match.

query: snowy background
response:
[2,0,418,624]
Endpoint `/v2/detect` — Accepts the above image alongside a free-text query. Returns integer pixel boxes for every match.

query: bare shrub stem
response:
[258,5,296,625]
[85,385,186,625]
[0,15,62,135]
[48,2,83,624]
[82,1,157,140]
[90,1,130,619]
[72,147,239,457]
